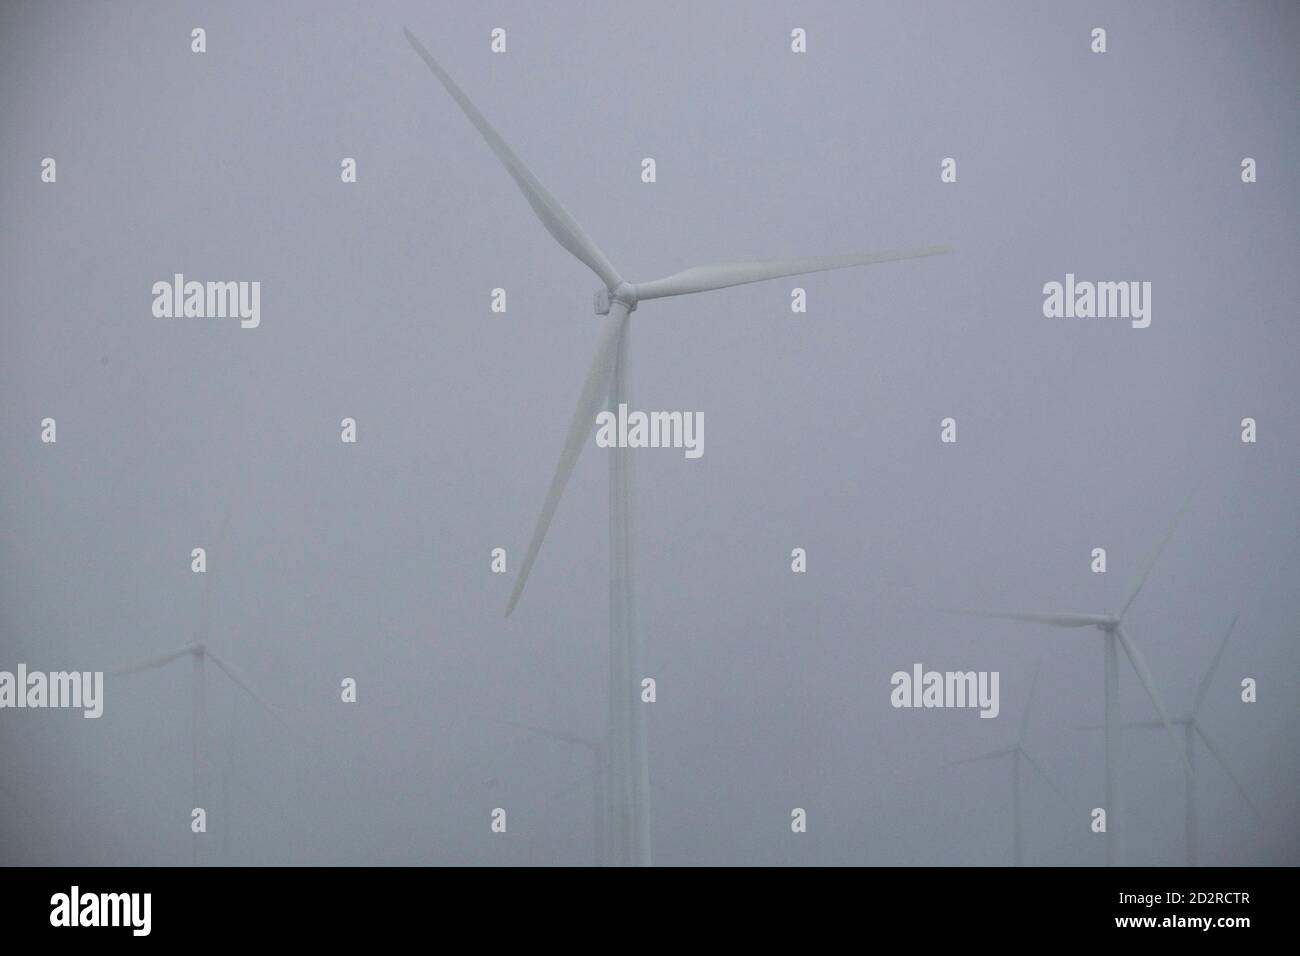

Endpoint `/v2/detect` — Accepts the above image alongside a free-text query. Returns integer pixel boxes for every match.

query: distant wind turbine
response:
[1081,614,1261,865]
[949,502,1196,866]
[113,502,292,865]
[403,27,950,866]
[497,718,607,866]
[112,642,293,865]
[948,670,1067,866]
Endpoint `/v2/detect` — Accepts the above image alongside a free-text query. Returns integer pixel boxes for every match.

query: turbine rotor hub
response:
[594,282,639,315]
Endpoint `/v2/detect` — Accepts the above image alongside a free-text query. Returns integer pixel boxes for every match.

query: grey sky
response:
[1,0,1297,865]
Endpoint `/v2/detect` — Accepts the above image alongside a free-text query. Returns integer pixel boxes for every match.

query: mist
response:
[2,0,1297,866]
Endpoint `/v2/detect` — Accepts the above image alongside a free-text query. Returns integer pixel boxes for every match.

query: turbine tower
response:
[1083,614,1261,865]
[403,27,950,866]
[112,642,293,865]
[951,503,1196,866]
[112,502,291,866]
[948,670,1066,865]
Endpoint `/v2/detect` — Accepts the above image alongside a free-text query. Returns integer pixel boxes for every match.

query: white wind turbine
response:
[403,27,950,866]
[113,505,293,865]
[948,670,1067,866]
[1082,613,1262,866]
[112,642,294,865]
[951,504,1196,867]
[498,718,607,866]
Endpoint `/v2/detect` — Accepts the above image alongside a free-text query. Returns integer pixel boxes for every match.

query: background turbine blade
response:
[198,499,234,649]
[506,309,630,616]
[1192,613,1239,718]
[493,716,601,751]
[541,771,594,807]
[1118,494,1195,620]
[110,644,196,677]
[1194,723,1263,820]
[1019,748,1068,802]
[203,648,295,733]
[946,746,1016,766]
[1078,720,1168,731]
[402,27,622,289]
[634,245,951,300]
[1114,626,1193,775]
[1018,664,1040,744]
[944,607,1103,628]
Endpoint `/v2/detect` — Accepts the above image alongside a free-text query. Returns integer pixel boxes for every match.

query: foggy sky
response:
[1,0,1297,865]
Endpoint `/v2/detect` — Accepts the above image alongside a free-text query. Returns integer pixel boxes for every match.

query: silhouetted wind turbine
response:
[948,670,1066,865]
[950,503,1196,866]
[1081,613,1261,865]
[404,27,950,866]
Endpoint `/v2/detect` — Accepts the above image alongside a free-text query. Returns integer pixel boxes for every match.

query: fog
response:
[1,0,1297,866]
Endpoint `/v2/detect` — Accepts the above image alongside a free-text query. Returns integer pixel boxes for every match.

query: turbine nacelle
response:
[594,283,639,315]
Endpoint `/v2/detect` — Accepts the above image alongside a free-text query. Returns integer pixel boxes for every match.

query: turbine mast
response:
[1186,721,1198,866]
[607,313,651,866]
[1103,631,1122,866]
[192,646,206,867]
[1012,749,1023,867]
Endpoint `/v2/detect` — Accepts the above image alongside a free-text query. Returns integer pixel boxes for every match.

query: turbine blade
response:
[543,771,594,806]
[1192,613,1239,718]
[1078,720,1168,731]
[1119,495,1194,620]
[1019,748,1068,802]
[1114,626,1193,776]
[634,245,952,300]
[506,310,630,616]
[1018,665,1040,745]
[402,27,622,290]
[203,649,294,733]
[197,499,234,648]
[110,644,197,677]
[944,608,1105,628]
[493,716,601,751]
[946,746,1016,766]
[1194,723,1263,820]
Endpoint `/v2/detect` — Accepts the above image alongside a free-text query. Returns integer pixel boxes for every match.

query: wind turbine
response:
[950,503,1196,866]
[948,671,1067,865]
[403,27,951,866]
[497,718,607,866]
[112,642,293,865]
[1082,614,1261,865]
[113,502,292,865]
